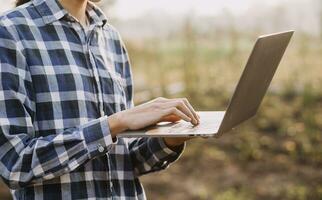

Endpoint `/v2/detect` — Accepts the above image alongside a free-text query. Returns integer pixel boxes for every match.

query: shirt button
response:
[97,144,105,153]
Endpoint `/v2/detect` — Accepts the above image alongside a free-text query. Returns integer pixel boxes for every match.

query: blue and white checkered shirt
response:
[0,0,184,199]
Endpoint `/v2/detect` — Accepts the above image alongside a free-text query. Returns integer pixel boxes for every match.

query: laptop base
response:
[117,111,225,138]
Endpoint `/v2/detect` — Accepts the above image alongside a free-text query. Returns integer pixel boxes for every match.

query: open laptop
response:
[119,30,294,138]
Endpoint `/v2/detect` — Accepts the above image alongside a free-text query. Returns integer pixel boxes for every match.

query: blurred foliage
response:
[126,18,322,200]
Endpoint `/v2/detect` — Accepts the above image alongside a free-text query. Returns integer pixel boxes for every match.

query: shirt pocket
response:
[97,53,130,113]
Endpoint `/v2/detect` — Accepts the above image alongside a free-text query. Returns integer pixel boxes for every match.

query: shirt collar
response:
[33,0,107,26]
[86,2,108,27]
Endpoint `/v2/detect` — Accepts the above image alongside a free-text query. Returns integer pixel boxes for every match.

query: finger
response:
[179,98,198,121]
[168,100,197,125]
[164,108,191,123]
[181,98,200,123]
[160,114,181,122]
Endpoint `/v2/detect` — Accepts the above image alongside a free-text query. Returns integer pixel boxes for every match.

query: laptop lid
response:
[217,31,294,136]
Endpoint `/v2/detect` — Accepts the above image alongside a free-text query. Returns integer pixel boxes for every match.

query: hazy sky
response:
[1,0,283,19]
[113,0,251,19]
[112,0,283,19]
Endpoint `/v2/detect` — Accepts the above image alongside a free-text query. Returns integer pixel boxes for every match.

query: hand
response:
[163,137,191,149]
[108,97,200,138]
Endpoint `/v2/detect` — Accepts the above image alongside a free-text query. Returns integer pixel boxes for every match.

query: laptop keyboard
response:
[168,121,220,134]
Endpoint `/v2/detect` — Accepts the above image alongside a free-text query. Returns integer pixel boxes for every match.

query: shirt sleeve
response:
[0,23,116,190]
[115,30,185,176]
[128,137,185,176]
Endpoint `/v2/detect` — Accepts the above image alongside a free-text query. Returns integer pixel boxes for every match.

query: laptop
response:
[119,30,294,138]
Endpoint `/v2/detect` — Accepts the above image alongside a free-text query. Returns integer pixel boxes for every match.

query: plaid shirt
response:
[0,0,184,199]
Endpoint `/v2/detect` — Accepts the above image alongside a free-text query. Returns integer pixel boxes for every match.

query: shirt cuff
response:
[79,116,117,159]
[148,137,185,162]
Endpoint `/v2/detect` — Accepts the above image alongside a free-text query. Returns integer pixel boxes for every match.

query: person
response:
[0,0,200,199]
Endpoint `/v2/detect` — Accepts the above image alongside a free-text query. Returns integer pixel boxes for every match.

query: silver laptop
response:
[119,31,294,138]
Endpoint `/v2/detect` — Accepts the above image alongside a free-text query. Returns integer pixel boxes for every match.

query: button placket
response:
[88,51,105,116]
[69,21,102,116]
[86,25,114,196]
[86,27,105,117]
[63,18,116,197]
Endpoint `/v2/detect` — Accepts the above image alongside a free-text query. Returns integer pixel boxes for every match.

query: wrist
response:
[163,138,184,148]
[163,138,186,152]
[108,112,128,138]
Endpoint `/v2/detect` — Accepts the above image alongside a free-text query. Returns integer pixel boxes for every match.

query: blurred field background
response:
[1,0,322,199]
